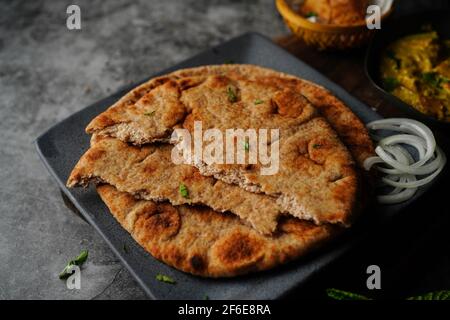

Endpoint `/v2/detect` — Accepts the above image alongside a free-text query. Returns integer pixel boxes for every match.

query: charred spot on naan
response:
[189,254,207,273]
[133,202,181,241]
[177,76,207,91]
[212,230,266,273]
[271,88,316,118]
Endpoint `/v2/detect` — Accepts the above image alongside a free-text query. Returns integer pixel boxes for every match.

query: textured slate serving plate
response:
[35,32,435,300]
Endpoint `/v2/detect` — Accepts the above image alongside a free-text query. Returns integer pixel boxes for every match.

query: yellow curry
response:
[380,31,450,122]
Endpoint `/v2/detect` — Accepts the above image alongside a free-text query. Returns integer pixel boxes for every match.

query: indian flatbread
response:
[68,123,358,235]
[68,136,284,235]
[67,65,374,277]
[82,65,370,226]
[96,184,338,277]
[86,64,373,167]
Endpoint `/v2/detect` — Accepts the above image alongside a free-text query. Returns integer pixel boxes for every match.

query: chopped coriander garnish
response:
[305,11,317,18]
[244,141,249,151]
[312,143,321,149]
[407,290,450,300]
[156,274,176,284]
[254,99,263,105]
[59,250,88,279]
[179,183,189,198]
[326,288,370,300]
[422,72,440,87]
[383,77,400,92]
[422,72,449,89]
[227,86,238,103]
[144,110,155,116]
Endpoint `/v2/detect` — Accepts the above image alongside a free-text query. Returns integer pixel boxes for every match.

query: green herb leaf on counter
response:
[144,110,155,116]
[227,86,238,102]
[407,290,450,300]
[156,274,176,284]
[179,183,189,198]
[326,288,370,300]
[327,288,450,300]
[383,77,400,92]
[254,99,264,105]
[59,250,88,279]
[305,11,317,18]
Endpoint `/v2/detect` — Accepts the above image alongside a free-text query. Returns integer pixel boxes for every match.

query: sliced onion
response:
[377,176,418,204]
[364,118,446,205]
[381,158,445,188]
[379,134,426,159]
[367,118,436,165]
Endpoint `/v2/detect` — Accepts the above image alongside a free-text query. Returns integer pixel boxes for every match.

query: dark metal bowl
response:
[365,10,450,131]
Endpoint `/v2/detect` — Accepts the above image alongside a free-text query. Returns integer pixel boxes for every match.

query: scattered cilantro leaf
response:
[326,288,370,300]
[156,274,176,284]
[59,250,88,279]
[312,143,321,149]
[227,86,238,102]
[144,111,155,116]
[254,99,263,105]
[305,11,317,18]
[179,183,189,198]
[407,290,450,300]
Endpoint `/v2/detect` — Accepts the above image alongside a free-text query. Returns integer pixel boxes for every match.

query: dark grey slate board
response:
[35,32,436,300]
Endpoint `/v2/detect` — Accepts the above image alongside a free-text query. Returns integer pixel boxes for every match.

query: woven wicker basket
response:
[276,0,394,50]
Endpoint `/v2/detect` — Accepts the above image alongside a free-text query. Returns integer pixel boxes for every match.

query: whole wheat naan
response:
[67,64,374,277]
[97,184,338,277]
[81,65,372,226]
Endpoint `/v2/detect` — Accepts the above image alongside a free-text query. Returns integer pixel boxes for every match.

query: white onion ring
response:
[364,118,446,204]
[367,118,436,166]
[377,176,417,204]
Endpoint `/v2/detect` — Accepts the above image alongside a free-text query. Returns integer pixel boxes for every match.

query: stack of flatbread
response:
[67,65,374,277]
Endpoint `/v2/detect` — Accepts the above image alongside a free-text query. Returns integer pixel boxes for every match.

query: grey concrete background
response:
[0,0,286,300]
